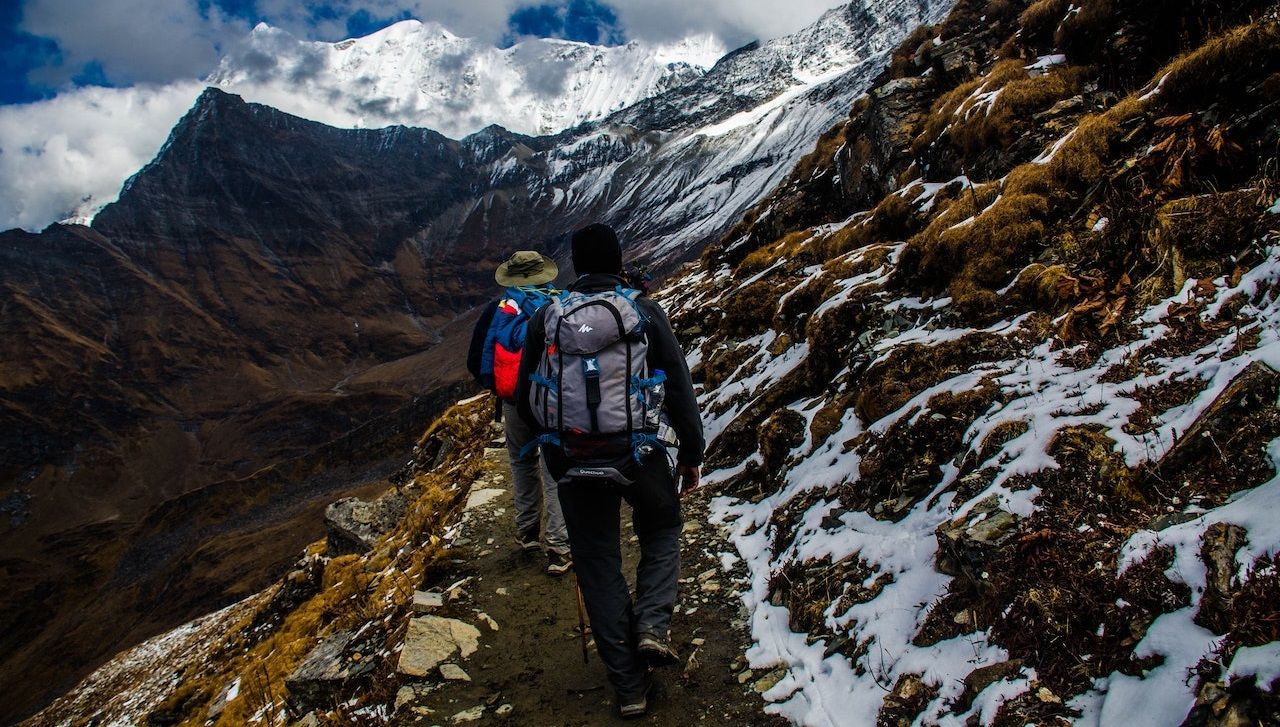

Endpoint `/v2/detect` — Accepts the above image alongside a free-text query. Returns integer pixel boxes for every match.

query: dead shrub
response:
[760,408,807,471]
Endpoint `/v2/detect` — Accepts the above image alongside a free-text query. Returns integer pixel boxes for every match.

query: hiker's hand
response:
[678,465,700,496]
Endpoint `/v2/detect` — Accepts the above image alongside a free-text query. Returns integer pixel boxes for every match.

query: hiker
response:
[466,250,573,576]
[516,223,704,718]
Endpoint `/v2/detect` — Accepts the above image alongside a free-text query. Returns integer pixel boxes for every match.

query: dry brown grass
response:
[914,60,1027,155]
[1019,0,1070,48]
[736,229,814,275]
[901,91,1145,311]
[816,193,916,260]
[887,23,937,79]
[785,120,851,197]
[144,398,491,726]
[1154,20,1280,112]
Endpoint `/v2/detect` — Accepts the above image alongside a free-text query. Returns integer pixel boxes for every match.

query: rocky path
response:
[393,430,788,725]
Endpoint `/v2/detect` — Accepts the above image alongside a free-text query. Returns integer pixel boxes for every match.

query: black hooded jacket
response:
[515,273,705,467]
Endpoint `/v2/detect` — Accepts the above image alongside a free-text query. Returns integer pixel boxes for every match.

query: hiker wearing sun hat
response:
[467,250,572,575]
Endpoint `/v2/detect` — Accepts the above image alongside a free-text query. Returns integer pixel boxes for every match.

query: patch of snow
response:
[1228,642,1280,686]
[1026,54,1067,70]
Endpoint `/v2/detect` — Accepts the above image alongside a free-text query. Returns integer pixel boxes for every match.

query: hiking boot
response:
[546,551,572,576]
[517,529,541,552]
[637,631,679,667]
[617,675,653,719]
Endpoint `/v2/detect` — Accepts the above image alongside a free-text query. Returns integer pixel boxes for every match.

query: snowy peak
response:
[608,0,944,134]
[209,18,725,138]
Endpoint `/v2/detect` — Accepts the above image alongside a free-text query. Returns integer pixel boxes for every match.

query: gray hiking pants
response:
[548,447,682,699]
[503,402,569,555]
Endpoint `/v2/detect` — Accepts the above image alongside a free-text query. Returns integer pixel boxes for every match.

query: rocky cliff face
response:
[0,2,952,721]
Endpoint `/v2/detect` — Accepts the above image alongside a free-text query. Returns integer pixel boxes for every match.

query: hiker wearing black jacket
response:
[517,223,704,718]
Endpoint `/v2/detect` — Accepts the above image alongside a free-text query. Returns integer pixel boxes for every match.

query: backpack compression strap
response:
[583,355,602,432]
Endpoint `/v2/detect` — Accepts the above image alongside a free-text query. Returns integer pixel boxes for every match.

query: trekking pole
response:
[573,573,590,664]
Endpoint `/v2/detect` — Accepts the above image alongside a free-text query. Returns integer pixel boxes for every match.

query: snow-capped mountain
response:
[209,19,726,138]
[474,0,954,264]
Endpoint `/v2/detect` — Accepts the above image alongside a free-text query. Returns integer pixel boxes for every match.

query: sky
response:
[1,0,846,105]
[0,0,849,231]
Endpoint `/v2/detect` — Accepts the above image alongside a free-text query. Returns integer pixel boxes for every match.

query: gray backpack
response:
[528,286,666,464]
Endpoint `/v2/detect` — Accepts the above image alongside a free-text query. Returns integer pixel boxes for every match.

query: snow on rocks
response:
[678,202,1280,723]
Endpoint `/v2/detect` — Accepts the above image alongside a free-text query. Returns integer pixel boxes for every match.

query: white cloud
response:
[21,0,248,85]
[0,82,204,230]
[249,0,523,45]
[611,0,848,49]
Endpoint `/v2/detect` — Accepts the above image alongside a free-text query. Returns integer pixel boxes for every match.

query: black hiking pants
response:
[547,447,682,699]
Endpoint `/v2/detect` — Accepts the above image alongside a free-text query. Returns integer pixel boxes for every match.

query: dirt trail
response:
[397,434,787,725]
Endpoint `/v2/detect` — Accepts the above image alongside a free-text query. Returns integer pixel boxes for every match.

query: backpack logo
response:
[584,357,600,374]
[578,323,593,333]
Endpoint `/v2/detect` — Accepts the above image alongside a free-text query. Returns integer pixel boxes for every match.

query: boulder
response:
[935,496,1022,578]
[397,616,481,677]
[325,490,408,555]
[451,706,485,723]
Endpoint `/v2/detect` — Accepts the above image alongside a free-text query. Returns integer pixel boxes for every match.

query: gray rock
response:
[394,686,417,713]
[439,663,471,681]
[325,490,408,555]
[397,616,481,677]
[285,630,357,714]
[412,590,445,614]
[935,496,1022,578]
[1196,522,1248,633]
[753,667,788,694]
[957,660,1024,711]
[451,705,485,722]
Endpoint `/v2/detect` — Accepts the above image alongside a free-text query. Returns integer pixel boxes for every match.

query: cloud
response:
[0,0,853,231]
[20,0,248,86]
[509,40,573,96]
[608,0,849,49]
[0,82,204,230]
[249,0,523,45]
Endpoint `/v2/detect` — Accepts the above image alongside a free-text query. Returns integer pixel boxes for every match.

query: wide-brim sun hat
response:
[495,250,558,286]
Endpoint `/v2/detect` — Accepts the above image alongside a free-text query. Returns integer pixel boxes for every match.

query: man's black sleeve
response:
[516,306,547,429]
[466,301,499,382]
[642,299,705,467]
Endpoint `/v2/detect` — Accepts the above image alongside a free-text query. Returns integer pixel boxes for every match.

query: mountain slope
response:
[655,0,1280,723]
